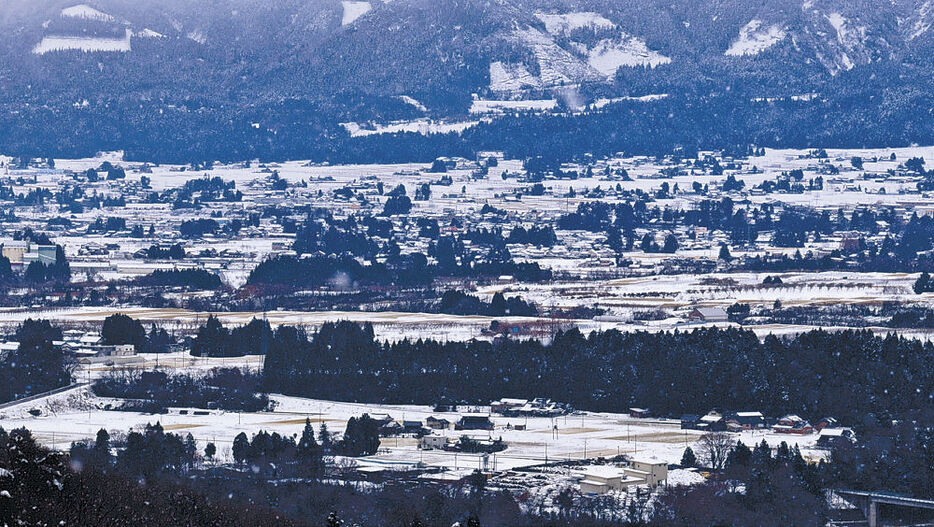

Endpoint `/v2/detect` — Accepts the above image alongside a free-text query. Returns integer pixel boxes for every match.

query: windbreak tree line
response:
[246,254,551,290]
[258,321,934,428]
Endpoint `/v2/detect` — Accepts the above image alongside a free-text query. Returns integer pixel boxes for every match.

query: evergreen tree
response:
[641,233,657,252]
[681,447,697,468]
[318,423,333,452]
[297,418,322,474]
[662,234,679,253]
[184,433,198,468]
[94,428,110,453]
[915,271,931,294]
[718,244,732,260]
[232,432,250,465]
[190,316,229,357]
[204,442,216,462]
[726,441,752,469]
[101,314,147,349]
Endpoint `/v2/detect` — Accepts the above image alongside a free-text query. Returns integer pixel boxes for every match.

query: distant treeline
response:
[0,319,72,404]
[4,86,934,165]
[245,254,551,290]
[92,368,270,413]
[438,290,537,317]
[133,269,222,290]
[256,322,934,428]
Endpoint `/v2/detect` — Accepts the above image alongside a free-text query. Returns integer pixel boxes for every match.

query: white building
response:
[577,460,668,494]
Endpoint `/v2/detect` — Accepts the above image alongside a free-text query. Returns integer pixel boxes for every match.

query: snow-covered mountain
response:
[0,0,931,133]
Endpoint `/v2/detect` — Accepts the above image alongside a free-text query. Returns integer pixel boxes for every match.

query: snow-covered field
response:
[0,386,825,472]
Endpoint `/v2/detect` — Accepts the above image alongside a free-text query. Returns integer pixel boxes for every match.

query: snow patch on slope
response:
[587,37,671,75]
[726,20,787,56]
[535,12,615,34]
[591,94,669,109]
[535,12,670,77]
[909,1,933,40]
[342,1,372,26]
[187,31,206,44]
[397,96,427,112]
[489,61,542,92]
[826,13,847,40]
[33,29,131,54]
[61,4,114,23]
[341,119,478,137]
[470,99,558,114]
[135,29,165,39]
[503,28,605,89]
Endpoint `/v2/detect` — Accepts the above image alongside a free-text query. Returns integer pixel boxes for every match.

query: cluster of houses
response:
[60,330,137,361]
[0,330,139,365]
[371,412,496,437]
[674,409,856,446]
[490,397,569,417]
[680,409,822,434]
[366,411,509,454]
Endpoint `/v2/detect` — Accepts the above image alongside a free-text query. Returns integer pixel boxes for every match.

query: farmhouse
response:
[512,398,565,417]
[455,414,494,431]
[687,307,729,323]
[578,466,636,495]
[629,408,652,419]
[680,414,701,430]
[726,411,766,431]
[63,331,136,361]
[816,427,856,449]
[815,417,839,431]
[491,398,528,414]
[772,414,815,434]
[425,416,451,430]
[0,340,17,361]
[402,420,425,435]
[696,410,727,431]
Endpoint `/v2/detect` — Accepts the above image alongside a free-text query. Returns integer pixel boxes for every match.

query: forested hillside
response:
[1,0,933,161]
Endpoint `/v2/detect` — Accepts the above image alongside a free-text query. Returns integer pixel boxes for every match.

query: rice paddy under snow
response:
[0,384,827,470]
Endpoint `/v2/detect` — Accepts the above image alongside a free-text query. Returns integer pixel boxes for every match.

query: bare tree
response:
[697,432,733,471]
